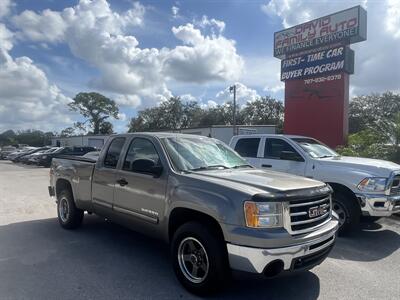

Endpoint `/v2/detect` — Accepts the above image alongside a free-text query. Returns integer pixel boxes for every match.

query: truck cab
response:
[230,134,400,234]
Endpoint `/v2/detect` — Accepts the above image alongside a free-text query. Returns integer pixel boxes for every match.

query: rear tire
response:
[171,222,229,295]
[332,191,360,236]
[57,189,84,229]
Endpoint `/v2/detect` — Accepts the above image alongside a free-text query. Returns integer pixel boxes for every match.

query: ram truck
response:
[49,133,338,294]
[230,134,400,234]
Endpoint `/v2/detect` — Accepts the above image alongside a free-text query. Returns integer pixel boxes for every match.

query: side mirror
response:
[280,151,304,162]
[131,159,163,177]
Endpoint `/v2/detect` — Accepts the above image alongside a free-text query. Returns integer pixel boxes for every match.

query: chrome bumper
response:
[357,193,400,217]
[227,229,336,274]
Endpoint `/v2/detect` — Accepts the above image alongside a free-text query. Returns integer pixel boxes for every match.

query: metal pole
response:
[230,84,237,136]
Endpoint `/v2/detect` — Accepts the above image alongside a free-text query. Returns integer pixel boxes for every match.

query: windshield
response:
[162,136,250,171]
[292,138,339,158]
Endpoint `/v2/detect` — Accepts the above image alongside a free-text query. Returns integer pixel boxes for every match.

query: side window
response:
[234,138,260,158]
[104,138,126,168]
[123,138,160,173]
[264,138,302,160]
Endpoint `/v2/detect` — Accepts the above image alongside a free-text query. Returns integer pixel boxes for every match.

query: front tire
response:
[57,190,84,229]
[171,222,229,295]
[332,191,360,236]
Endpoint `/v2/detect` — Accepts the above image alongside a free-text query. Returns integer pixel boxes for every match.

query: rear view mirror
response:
[280,151,304,162]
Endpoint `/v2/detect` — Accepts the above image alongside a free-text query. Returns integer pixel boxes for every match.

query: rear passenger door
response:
[92,137,126,214]
[260,138,306,176]
[232,137,261,166]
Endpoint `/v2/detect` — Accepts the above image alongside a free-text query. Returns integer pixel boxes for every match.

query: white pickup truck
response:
[229,134,400,234]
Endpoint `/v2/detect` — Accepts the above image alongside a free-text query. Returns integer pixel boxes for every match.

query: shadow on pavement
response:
[330,219,400,262]
[0,215,321,300]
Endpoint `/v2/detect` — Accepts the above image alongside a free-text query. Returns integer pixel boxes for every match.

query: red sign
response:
[284,72,349,147]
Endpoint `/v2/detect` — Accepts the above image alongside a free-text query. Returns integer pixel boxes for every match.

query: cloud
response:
[216,82,260,104]
[165,23,243,83]
[11,0,244,110]
[0,23,74,132]
[261,0,400,96]
[12,9,67,42]
[171,6,179,18]
[0,0,13,19]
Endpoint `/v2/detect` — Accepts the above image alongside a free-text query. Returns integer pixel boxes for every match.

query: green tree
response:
[349,92,400,134]
[60,127,76,137]
[68,92,119,134]
[99,121,114,134]
[240,96,284,131]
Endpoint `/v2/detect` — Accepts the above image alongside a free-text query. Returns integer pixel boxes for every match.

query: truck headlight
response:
[357,177,387,192]
[244,201,283,228]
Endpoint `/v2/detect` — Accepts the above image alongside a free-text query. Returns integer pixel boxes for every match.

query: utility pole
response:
[229,84,237,136]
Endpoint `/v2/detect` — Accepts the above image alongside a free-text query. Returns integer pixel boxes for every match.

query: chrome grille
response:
[286,196,332,235]
[390,175,400,195]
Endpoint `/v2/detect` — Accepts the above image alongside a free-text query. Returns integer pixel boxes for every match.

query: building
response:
[50,125,276,148]
[171,125,276,144]
[51,135,110,149]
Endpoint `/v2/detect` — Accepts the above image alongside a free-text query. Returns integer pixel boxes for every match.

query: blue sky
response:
[0,0,399,133]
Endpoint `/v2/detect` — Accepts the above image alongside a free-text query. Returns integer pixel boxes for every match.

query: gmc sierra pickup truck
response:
[49,133,338,294]
[230,134,400,235]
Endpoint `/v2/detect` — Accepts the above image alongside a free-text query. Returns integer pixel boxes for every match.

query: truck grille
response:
[390,175,400,195]
[287,196,331,235]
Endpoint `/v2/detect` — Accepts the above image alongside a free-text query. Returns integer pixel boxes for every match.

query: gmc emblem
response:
[308,205,328,218]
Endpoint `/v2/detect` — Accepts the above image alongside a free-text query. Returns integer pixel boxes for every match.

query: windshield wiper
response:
[189,165,230,171]
[318,155,337,159]
[231,164,253,169]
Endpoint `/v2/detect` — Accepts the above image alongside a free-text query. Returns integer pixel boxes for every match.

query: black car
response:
[12,147,51,163]
[37,146,96,167]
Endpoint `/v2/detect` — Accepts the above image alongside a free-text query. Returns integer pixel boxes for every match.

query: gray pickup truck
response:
[49,133,338,294]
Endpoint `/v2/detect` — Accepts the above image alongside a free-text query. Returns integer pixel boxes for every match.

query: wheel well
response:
[168,208,225,242]
[56,179,73,199]
[327,182,360,207]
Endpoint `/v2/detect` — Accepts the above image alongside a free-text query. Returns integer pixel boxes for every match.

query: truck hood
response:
[316,156,400,177]
[185,168,325,193]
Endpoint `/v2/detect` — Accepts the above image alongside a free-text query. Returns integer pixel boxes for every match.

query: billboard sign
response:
[274,6,367,58]
[281,46,354,81]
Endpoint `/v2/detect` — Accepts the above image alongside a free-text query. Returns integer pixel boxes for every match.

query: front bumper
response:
[227,229,336,274]
[357,193,400,217]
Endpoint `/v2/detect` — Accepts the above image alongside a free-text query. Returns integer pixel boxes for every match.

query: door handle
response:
[262,164,272,168]
[117,178,128,186]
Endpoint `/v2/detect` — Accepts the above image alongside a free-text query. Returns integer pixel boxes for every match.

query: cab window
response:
[234,138,260,158]
[123,138,161,173]
[104,138,126,168]
[264,138,303,161]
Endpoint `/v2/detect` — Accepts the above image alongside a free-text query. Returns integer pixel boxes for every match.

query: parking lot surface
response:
[0,160,399,299]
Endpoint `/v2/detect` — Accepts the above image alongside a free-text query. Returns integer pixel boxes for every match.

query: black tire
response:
[360,216,381,223]
[57,189,84,229]
[332,191,360,236]
[171,222,229,295]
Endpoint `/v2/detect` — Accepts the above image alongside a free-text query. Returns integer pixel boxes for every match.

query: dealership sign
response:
[281,46,354,81]
[274,6,367,58]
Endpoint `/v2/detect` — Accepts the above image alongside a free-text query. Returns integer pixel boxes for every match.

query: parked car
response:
[6,147,37,161]
[13,147,51,163]
[49,133,338,294]
[28,147,60,165]
[37,146,96,167]
[0,146,17,160]
[229,134,400,235]
[82,151,101,161]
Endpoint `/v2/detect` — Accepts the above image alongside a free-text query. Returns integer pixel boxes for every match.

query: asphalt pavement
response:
[0,160,399,299]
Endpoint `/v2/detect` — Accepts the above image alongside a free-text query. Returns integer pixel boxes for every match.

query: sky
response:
[0,0,399,133]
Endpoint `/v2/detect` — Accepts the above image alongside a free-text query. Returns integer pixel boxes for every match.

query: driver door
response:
[259,138,306,176]
[113,137,167,226]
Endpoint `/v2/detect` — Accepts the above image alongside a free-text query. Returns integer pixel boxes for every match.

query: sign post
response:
[274,6,367,147]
